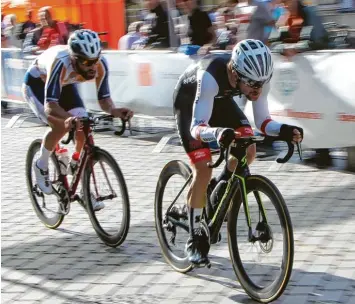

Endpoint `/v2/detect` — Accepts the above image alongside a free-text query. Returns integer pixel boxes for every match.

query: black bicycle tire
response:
[154,160,193,273]
[26,139,65,229]
[83,148,130,247]
[227,175,294,303]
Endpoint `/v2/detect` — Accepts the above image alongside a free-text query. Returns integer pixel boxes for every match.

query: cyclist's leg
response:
[209,96,255,180]
[59,84,88,154]
[23,74,66,194]
[174,89,211,264]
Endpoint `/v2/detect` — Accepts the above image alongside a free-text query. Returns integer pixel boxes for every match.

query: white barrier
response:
[246,51,355,149]
[2,48,355,150]
[79,50,196,115]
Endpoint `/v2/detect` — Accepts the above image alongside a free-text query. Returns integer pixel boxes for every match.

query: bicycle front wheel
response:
[26,139,64,229]
[83,148,130,247]
[227,175,294,303]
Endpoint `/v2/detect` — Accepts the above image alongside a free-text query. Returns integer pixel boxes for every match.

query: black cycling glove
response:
[215,128,235,149]
[279,124,304,142]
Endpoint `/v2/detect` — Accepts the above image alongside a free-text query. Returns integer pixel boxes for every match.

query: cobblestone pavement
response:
[1,116,355,304]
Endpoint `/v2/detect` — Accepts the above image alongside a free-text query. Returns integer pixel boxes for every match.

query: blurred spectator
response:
[284,0,328,49]
[264,0,287,41]
[131,24,151,49]
[1,14,6,47]
[340,0,355,13]
[247,0,275,43]
[17,10,36,44]
[144,0,170,48]
[181,0,216,53]
[215,15,227,38]
[208,7,220,23]
[119,21,143,50]
[3,14,22,48]
[23,6,69,53]
[216,22,238,50]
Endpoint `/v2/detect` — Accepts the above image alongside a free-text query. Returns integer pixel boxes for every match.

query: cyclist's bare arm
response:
[99,97,134,120]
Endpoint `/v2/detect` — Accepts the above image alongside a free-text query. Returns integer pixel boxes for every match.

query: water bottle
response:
[56,148,69,175]
[68,151,80,176]
[210,180,228,210]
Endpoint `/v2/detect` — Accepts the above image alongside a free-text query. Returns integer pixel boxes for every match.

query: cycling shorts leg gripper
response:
[188,148,211,164]
[235,126,254,137]
[67,107,88,118]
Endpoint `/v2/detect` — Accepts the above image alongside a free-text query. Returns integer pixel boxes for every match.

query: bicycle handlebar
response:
[61,115,128,145]
[207,136,302,168]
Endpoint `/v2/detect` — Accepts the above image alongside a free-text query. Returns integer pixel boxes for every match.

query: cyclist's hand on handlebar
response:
[111,107,134,121]
[64,117,83,132]
[215,128,240,149]
[279,124,303,144]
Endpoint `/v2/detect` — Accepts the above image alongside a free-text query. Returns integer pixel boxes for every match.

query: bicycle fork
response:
[235,174,270,243]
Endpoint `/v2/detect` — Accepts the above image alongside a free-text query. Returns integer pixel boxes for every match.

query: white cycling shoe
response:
[33,161,53,195]
[90,193,105,211]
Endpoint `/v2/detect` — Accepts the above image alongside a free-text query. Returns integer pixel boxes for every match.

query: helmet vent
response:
[248,55,261,77]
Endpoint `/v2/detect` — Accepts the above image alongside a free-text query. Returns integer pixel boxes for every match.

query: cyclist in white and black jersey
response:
[173,39,303,266]
[23,29,133,210]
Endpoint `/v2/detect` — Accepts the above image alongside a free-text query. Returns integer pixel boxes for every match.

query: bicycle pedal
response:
[191,258,211,269]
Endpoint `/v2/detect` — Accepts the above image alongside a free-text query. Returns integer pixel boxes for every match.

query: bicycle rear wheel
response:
[154,160,193,273]
[83,148,130,247]
[26,139,64,229]
[227,175,294,303]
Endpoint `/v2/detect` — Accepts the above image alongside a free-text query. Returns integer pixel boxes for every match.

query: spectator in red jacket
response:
[23,6,69,53]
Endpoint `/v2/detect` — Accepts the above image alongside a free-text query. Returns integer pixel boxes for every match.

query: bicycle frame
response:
[165,146,269,243]
[52,123,96,202]
[208,147,268,243]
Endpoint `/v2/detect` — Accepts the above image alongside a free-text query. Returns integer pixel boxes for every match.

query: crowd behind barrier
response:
[2,48,355,152]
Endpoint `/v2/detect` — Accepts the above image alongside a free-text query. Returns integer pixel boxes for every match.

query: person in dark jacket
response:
[181,0,216,54]
[17,10,36,42]
[144,0,170,48]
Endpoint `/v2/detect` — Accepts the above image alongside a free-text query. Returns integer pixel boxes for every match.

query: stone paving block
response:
[84,283,117,296]
[127,274,159,287]
[18,289,48,301]
[279,295,310,304]
[315,290,345,303]
[144,283,171,295]
[99,272,133,284]
[112,286,141,295]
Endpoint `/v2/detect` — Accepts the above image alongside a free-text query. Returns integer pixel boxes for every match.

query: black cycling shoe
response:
[185,227,210,267]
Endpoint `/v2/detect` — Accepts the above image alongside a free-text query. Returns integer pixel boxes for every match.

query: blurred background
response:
[2,0,355,170]
[1,0,355,50]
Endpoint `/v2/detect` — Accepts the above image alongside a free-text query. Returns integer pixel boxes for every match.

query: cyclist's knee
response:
[247,144,256,164]
[47,122,67,139]
[192,159,212,183]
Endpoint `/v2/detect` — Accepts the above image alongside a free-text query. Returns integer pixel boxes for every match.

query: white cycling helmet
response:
[68,29,101,59]
[231,39,273,82]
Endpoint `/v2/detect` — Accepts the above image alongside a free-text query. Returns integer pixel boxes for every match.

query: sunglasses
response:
[238,73,267,89]
[75,57,99,67]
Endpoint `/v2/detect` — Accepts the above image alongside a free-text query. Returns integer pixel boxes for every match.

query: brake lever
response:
[114,118,127,136]
[61,129,75,145]
[296,142,303,161]
[208,147,225,168]
[276,141,294,164]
